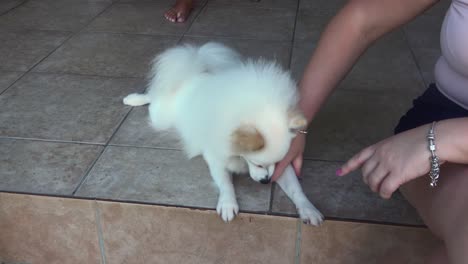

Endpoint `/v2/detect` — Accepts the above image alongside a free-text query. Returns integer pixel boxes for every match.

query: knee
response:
[401,164,468,239]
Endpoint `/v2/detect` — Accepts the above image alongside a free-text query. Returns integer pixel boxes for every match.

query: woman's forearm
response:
[435,118,468,165]
[298,0,439,124]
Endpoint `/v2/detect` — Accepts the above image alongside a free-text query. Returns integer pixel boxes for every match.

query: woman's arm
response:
[299,0,439,122]
[338,118,468,199]
[434,118,468,165]
[272,0,439,181]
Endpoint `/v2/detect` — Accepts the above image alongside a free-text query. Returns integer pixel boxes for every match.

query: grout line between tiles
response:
[104,108,135,146]
[94,201,107,264]
[72,146,107,195]
[0,0,116,97]
[294,220,302,264]
[25,70,143,80]
[29,69,145,79]
[302,157,345,163]
[176,34,292,44]
[108,143,182,151]
[288,0,301,70]
[78,30,186,39]
[268,183,276,213]
[182,32,294,42]
[401,28,430,88]
[204,2,299,11]
[177,0,209,42]
[108,143,183,151]
[0,28,73,34]
[0,135,186,152]
[0,0,28,16]
[0,136,106,146]
[0,134,346,162]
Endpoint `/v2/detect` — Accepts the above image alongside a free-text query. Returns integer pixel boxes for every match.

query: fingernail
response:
[335,168,342,176]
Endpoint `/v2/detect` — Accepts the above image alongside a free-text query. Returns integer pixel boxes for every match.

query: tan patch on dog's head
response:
[231,125,265,153]
[288,109,307,133]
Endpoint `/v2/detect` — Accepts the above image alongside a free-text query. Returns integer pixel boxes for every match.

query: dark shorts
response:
[394,83,468,134]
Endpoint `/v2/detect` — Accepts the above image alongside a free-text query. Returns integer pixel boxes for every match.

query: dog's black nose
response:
[259,177,271,184]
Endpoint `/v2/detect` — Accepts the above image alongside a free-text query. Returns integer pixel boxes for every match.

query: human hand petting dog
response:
[336,124,439,199]
[271,133,306,182]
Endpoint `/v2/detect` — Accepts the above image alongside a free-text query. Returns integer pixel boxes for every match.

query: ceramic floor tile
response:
[0,139,103,194]
[0,0,24,15]
[421,0,450,17]
[209,0,297,9]
[298,0,345,10]
[0,0,110,31]
[180,36,292,70]
[404,15,443,50]
[110,107,183,149]
[292,31,424,93]
[0,30,70,72]
[76,146,271,212]
[403,1,448,87]
[0,71,23,94]
[98,201,297,264]
[186,5,295,41]
[293,4,338,43]
[302,90,415,161]
[85,2,202,35]
[119,0,207,3]
[300,220,438,264]
[0,73,142,143]
[272,160,422,225]
[33,32,179,78]
[0,193,101,264]
[404,13,445,87]
[411,48,441,87]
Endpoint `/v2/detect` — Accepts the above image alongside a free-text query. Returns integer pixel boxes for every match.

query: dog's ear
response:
[288,109,307,133]
[231,125,265,153]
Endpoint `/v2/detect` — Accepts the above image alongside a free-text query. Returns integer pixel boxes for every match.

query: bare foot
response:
[164,0,193,23]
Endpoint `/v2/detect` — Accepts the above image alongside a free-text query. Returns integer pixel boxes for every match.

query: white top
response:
[434,0,468,109]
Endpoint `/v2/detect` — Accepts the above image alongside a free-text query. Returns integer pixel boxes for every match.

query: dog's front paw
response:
[297,202,324,226]
[216,197,239,222]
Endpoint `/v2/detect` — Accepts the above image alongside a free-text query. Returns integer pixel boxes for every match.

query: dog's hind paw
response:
[297,203,324,226]
[216,198,239,222]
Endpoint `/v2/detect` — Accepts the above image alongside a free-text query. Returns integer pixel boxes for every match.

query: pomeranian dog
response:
[123,42,323,225]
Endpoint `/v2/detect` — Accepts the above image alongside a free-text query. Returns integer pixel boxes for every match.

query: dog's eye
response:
[256,164,264,169]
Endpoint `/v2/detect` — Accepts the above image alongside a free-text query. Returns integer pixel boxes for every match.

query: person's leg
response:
[164,0,193,23]
[401,163,468,264]
[393,83,468,263]
[425,242,449,264]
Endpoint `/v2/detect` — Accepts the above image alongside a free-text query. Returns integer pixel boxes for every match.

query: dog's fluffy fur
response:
[124,42,323,225]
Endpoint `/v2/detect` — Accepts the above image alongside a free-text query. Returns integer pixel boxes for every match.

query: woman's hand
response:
[337,124,440,199]
[272,133,307,182]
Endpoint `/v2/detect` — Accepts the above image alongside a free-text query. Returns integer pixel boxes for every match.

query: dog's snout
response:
[259,177,271,184]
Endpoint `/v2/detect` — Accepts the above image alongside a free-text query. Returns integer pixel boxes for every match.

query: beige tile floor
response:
[0,0,449,262]
[0,192,438,264]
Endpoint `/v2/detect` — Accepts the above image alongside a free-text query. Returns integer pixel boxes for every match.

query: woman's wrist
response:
[432,118,468,165]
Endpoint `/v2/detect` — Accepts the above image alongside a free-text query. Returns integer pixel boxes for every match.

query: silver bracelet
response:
[427,121,440,187]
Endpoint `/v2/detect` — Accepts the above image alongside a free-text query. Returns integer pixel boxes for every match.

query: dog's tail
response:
[126,42,241,130]
[123,42,240,107]
[149,42,241,96]
[123,93,151,106]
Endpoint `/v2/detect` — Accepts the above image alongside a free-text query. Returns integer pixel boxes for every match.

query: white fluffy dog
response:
[123,42,323,225]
